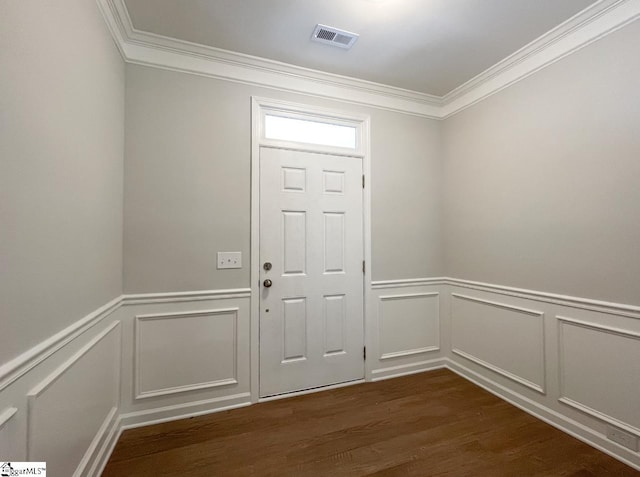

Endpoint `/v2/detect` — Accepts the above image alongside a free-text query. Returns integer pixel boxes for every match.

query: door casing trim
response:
[250,97,372,403]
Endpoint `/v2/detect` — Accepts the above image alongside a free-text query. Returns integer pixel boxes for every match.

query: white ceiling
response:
[123,0,597,97]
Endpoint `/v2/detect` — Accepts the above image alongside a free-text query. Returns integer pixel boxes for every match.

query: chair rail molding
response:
[122,288,252,305]
[371,278,448,289]
[0,407,17,431]
[0,296,122,392]
[373,278,640,317]
[26,321,121,475]
[446,277,640,318]
[3,278,640,473]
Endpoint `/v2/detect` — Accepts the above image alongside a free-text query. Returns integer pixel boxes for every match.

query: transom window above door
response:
[257,101,367,156]
[264,114,357,150]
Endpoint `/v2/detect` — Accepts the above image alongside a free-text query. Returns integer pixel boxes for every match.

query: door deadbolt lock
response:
[263,279,273,288]
[263,262,272,271]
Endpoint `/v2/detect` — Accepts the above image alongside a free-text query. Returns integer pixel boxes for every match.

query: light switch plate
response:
[217,252,242,269]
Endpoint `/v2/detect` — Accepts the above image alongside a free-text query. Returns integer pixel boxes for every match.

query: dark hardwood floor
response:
[103,369,638,476]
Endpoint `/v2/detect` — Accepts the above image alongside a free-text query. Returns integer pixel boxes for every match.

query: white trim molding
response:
[2,278,640,472]
[0,296,122,392]
[122,288,251,305]
[447,359,640,472]
[95,0,441,118]
[560,397,640,438]
[557,315,640,340]
[371,278,448,289]
[0,407,17,431]
[26,318,120,408]
[255,99,368,157]
[378,292,441,360]
[91,414,122,477]
[133,308,239,400]
[26,321,121,463]
[119,392,252,430]
[96,0,640,119]
[447,277,640,319]
[557,315,640,437]
[451,349,545,395]
[251,97,372,403]
[76,406,119,477]
[370,359,447,382]
[450,293,545,317]
[0,289,250,394]
[450,293,546,394]
[440,0,640,117]
[379,347,440,361]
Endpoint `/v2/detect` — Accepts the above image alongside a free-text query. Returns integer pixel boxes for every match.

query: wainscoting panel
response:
[3,280,640,473]
[134,308,238,399]
[379,292,440,360]
[369,281,445,381]
[558,316,640,435]
[450,292,546,393]
[26,321,121,477]
[0,407,18,457]
[119,291,251,429]
[448,279,640,470]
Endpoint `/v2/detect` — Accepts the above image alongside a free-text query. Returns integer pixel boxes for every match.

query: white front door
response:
[259,146,364,397]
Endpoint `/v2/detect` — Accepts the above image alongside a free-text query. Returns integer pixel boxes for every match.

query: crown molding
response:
[440,0,640,118]
[96,0,442,118]
[97,0,640,119]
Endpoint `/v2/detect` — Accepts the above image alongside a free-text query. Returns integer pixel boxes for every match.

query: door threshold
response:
[258,378,365,402]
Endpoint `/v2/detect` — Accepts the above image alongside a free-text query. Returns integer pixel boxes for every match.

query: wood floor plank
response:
[103,369,639,476]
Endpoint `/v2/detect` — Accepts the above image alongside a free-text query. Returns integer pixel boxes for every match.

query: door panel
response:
[260,147,364,397]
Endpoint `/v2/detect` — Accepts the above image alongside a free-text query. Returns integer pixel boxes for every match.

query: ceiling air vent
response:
[311,24,359,50]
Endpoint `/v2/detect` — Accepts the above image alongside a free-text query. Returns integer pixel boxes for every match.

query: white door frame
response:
[250,96,372,403]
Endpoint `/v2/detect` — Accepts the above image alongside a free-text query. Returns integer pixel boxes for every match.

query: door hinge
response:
[362,260,365,273]
[362,174,365,189]
[363,346,366,360]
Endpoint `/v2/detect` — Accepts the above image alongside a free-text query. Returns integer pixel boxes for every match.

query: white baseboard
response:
[87,415,123,476]
[370,358,447,382]
[81,408,120,477]
[119,392,252,430]
[100,359,639,473]
[92,360,640,474]
[446,358,640,472]
[5,281,639,475]
[97,358,640,473]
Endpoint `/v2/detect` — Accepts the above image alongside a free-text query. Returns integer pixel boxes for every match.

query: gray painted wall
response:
[7,2,636,370]
[124,65,443,293]
[0,1,125,365]
[442,21,640,305]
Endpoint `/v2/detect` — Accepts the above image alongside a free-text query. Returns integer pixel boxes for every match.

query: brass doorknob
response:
[263,279,273,288]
